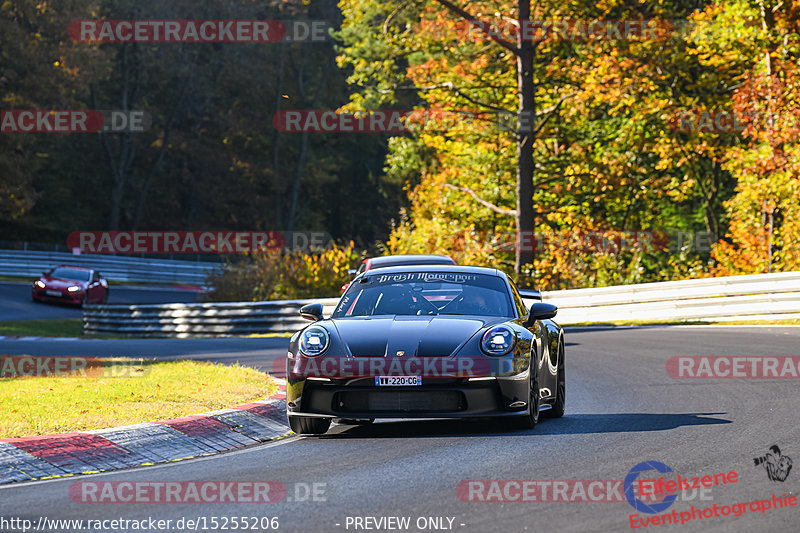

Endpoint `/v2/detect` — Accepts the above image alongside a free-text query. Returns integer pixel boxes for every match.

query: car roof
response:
[360,264,504,278]
[367,254,455,268]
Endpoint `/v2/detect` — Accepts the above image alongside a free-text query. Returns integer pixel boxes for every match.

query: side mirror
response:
[527,302,557,323]
[299,303,324,321]
[519,289,542,301]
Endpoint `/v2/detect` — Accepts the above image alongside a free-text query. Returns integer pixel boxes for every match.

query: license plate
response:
[375,376,422,386]
[46,290,61,297]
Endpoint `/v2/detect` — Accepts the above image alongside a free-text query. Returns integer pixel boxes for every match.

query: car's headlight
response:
[299,326,330,356]
[35,280,45,288]
[67,286,81,292]
[481,326,515,356]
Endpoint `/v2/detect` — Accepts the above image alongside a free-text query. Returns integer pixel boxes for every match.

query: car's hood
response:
[41,277,86,289]
[329,315,501,357]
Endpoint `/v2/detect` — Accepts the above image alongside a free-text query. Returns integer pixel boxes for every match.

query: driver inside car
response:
[374,285,416,315]
[456,288,491,315]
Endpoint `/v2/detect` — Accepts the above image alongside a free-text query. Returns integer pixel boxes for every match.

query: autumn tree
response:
[694,0,800,273]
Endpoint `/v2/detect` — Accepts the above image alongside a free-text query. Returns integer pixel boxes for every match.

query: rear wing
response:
[518,289,542,301]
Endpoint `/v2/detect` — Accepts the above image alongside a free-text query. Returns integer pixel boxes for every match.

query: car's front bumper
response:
[286,374,529,420]
[32,288,83,304]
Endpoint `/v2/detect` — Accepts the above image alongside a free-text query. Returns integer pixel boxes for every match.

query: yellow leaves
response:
[232,158,250,170]
[209,242,361,301]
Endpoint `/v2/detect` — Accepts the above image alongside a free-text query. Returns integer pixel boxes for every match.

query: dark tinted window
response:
[334,272,513,318]
[49,267,90,282]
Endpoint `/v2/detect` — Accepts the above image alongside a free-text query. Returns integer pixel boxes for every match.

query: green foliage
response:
[337,0,799,288]
[6,0,799,295]
[205,242,361,301]
[1,0,402,249]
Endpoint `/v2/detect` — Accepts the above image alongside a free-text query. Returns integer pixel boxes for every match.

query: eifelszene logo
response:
[625,461,678,514]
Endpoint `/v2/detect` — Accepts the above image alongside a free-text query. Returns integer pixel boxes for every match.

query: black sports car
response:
[286,265,565,435]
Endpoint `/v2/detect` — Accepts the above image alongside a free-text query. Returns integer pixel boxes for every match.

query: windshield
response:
[333,272,513,318]
[48,267,91,282]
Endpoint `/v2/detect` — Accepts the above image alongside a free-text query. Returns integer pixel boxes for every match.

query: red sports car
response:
[32,265,109,306]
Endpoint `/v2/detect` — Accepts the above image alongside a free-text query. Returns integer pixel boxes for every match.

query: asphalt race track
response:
[0,281,203,321]
[1,326,799,532]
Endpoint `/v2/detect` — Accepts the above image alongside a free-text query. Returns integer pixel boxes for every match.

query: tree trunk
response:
[286,57,335,231]
[272,41,287,229]
[287,128,310,232]
[515,0,535,278]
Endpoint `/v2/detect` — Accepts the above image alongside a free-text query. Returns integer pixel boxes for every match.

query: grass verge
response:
[0,319,295,339]
[0,275,36,283]
[0,319,83,337]
[0,358,276,438]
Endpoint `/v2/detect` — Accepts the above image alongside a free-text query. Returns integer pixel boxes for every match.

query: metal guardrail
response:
[541,271,800,324]
[83,299,341,337]
[82,271,800,337]
[0,249,220,285]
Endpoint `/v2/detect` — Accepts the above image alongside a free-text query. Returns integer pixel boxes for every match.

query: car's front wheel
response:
[288,416,332,435]
[544,338,565,418]
[511,368,539,430]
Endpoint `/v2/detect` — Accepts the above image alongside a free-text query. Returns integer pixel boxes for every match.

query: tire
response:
[289,416,332,435]
[82,292,89,307]
[543,338,565,418]
[510,365,539,430]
